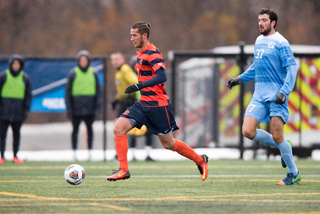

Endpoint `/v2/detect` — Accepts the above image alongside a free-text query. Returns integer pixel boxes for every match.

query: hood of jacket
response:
[8,54,24,76]
[76,50,91,71]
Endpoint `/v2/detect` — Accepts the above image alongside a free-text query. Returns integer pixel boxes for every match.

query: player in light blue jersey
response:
[227,8,301,185]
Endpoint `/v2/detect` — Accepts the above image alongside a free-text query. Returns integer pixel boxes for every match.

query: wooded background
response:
[1,0,320,57]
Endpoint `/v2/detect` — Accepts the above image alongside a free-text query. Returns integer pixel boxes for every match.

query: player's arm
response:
[280,65,298,96]
[227,63,255,89]
[141,67,167,87]
[125,56,167,94]
[124,68,167,93]
[142,55,167,87]
[275,64,297,104]
[275,42,297,104]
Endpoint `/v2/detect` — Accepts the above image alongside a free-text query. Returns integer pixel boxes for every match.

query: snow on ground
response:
[3,148,320,162]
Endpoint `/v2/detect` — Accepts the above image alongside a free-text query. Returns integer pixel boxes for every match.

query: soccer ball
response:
[64,164,85,185]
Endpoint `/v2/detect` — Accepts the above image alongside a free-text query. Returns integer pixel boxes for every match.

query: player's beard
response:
[135,40,144,48]
[260,24,272,35]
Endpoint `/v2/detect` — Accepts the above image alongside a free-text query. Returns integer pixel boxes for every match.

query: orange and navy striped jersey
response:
[136,43,169,107]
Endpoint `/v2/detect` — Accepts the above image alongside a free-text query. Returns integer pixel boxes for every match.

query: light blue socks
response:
[277,139,298,175]
[253,129,298,175]
[253,129,277,147]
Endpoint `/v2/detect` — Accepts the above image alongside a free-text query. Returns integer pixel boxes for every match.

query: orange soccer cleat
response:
[107,168,130,181]
[197,154,209,181]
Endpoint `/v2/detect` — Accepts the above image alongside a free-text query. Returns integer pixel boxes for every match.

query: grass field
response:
[0,159,319,214]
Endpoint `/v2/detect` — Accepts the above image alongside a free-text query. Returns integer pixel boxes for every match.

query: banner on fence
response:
[0,59,104,112]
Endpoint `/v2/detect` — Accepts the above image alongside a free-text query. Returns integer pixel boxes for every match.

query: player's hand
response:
[125,83,144,94]
[275,92,286,104]
[227,78,242,89]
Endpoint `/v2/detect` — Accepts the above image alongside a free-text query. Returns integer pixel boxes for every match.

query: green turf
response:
[0,159,319,214]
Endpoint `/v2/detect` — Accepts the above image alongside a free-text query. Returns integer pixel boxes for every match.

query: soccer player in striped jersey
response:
[227,9,301,185]
[107,21,209,181]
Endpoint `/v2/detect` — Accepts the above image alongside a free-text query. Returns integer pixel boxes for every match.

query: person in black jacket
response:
[65,50,100,161]
[0,54,32,164]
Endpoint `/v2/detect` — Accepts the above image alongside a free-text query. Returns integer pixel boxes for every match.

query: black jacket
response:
[65,67,100,117]
[0,71,32,121]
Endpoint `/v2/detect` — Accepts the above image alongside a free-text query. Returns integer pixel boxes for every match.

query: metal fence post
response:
[169,52,176,115]
[102,57,108,162]
[238,42,246,159]
[212,62,220,146]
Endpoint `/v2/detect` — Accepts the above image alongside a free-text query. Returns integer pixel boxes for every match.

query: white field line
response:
[89,174,320,178]
[1,164,320,170]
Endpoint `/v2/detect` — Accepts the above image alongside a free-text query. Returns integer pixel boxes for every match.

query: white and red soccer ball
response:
[64,164,85,185]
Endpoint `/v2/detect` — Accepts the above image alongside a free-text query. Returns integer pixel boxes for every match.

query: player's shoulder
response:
[256,32,291,50]
[256,32,288,43]
[272,32,289,44]
[142,43,161,56]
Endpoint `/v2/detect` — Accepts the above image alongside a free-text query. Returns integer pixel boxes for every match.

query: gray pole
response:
[102,57,108,162]
[238,42,246,159]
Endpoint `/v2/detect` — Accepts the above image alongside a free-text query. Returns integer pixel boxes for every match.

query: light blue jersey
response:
[239,32,297,102]
[238,31,299,177]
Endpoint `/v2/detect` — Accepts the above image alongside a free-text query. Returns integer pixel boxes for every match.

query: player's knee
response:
[113,125,125,135]
[242,127,255,140]
[160,140,175,150]
[163,143,174,150]
[272,135,282,145]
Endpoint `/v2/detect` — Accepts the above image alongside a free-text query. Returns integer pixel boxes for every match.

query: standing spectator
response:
[0,54,32,164]
[65,50,100,161]
[111,52,138,116]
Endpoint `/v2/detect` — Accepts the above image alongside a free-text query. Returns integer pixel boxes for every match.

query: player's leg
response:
[0,120,10,163]
[107,103,147,181]
[270,116,300,185]
[242,116,260,140]
[243,100,279,147]
[243,116,278,147]
[157,132,203,165]
[113,117,132,167]
[157,132,208,181]
[269,103,300,185]
[107,117,134,181]
[11,121,23,163]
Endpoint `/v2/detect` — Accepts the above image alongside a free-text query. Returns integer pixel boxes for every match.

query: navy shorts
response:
[120,102,179,135]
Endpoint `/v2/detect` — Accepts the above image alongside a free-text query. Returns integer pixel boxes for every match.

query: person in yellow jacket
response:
[111,52,138,114]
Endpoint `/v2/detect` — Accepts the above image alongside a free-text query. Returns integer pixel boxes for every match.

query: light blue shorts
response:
[244,98,289,124]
